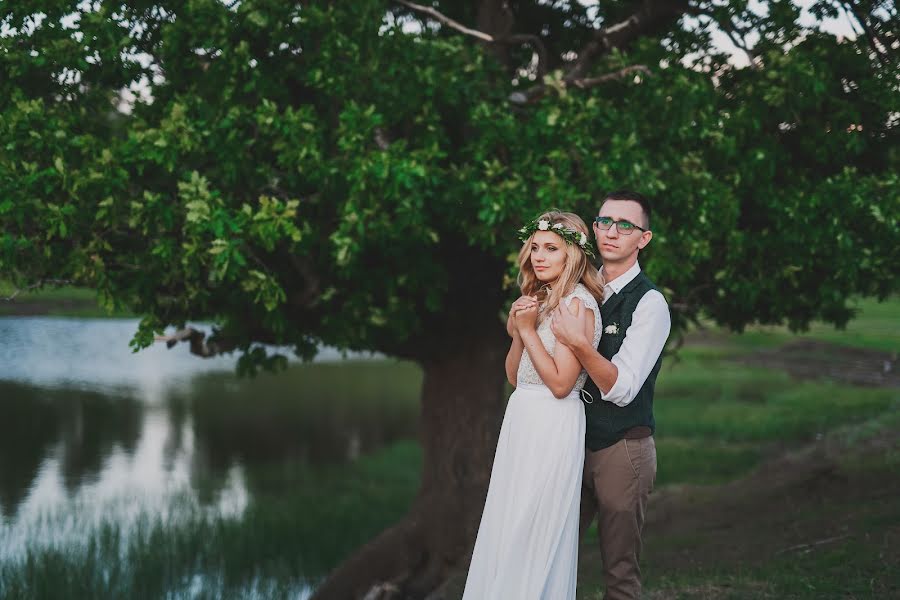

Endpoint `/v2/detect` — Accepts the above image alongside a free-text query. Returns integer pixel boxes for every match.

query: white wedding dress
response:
[462,283,603,600]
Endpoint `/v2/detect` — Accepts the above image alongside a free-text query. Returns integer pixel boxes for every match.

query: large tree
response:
[1,0,897,597]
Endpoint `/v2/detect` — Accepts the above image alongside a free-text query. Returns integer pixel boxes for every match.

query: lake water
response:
[0,317,422,597]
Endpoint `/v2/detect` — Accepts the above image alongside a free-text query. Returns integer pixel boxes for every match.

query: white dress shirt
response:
[598,261,671,407]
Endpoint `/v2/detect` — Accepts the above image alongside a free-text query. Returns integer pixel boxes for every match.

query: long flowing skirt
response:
[462,383,586,600]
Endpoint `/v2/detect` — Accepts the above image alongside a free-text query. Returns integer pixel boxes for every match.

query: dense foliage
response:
[1,0,897,370]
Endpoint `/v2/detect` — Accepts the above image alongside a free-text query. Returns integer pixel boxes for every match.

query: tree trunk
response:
[311,329,510,600]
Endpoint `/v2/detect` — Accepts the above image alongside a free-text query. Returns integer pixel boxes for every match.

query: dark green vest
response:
[583,271,664,450]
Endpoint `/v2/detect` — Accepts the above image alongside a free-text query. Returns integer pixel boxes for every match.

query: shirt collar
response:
[600,261,642,294]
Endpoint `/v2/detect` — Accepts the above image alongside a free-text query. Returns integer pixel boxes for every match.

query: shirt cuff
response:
[599,367,632,407]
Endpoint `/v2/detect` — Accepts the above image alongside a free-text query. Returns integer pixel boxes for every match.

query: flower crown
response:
[518,218,597,259]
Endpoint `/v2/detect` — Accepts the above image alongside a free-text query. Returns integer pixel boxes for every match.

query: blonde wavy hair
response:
[517,210,605,322]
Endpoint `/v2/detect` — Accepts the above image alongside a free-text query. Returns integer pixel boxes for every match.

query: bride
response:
[462,210,604,599]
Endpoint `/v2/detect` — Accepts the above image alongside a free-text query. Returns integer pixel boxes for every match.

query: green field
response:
[738,295,900,353]
[0,281,129,318]
[0,293,897,599]
[577,296,900,599]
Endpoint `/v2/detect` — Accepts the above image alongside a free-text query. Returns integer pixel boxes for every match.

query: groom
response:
[551,190,671,600]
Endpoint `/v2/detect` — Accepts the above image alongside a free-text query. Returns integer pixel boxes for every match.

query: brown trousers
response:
[580,436,657,600]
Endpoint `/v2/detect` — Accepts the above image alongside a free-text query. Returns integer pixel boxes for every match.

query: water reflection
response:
[0,316,373,396]
[0,317,421,571]
[0,382,142,518]
[0,317,239,398]
[181,363,420,489]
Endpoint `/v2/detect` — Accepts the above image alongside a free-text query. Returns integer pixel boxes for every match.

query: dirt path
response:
[646,430,897,562]
[738,339,899,388]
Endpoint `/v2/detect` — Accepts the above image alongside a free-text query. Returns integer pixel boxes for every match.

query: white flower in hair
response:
[516,217,596,258]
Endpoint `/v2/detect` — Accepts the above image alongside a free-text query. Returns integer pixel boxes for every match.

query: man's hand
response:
[551,300,588,349]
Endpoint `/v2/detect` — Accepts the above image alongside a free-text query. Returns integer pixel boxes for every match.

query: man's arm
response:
[519,298,594,398]
[600,292,670,406]
[553,290,671,407]
[551,302,617,392]
[569,338,618,393]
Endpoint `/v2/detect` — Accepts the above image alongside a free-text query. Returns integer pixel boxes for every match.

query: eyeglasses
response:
[593,216,647,235]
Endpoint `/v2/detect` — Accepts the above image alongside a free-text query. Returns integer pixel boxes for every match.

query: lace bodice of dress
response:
[516,283,603,391]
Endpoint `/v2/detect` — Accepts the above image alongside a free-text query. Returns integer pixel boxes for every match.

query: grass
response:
[0,359,425,598]
[640,463,898,599]
[650,337,897,485]
[1,295,896,598]
[702,295,900,353]
[576,407,900,599]
[644,534,898,599]
[580,296,900,599]
[0,441,422,600]
[0,280,129,318]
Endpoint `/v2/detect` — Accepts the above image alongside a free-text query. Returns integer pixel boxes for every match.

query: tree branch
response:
[568,0,689,80]
[395,0,493,41]
[511,0,690,104]
[841,0,890,66]
[287,254,321,309]
[570,64,652,89]
[394,0,549,79]
[393,0,682,103]
[154,327,238,357]
[502,33,549,79]
[687,8,758,68]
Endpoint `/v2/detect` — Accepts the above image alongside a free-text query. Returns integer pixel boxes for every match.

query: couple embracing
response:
[463,190,671,600]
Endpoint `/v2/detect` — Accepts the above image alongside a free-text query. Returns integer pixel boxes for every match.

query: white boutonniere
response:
[604,323,620,335]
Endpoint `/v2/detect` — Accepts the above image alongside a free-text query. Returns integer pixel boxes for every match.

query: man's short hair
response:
[601,190,652,229]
